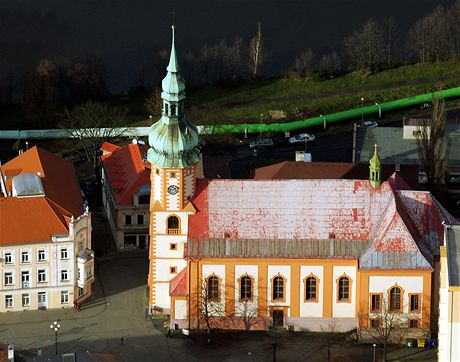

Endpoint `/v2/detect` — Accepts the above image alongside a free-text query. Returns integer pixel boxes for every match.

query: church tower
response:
[147,26,201,311]
[369,144,381,189]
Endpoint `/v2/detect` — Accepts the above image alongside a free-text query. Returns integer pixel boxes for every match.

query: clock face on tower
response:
[167,185,179,195]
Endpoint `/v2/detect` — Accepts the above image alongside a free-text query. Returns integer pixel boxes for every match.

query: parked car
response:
[289,133,316,144]
[359,120,378,128]
[249,138,274,148]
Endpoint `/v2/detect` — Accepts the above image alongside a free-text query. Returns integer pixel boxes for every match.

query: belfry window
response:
[170,104,176,116]
[167,216,179,234]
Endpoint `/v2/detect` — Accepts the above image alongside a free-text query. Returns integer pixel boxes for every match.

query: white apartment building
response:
[0,146,95,312]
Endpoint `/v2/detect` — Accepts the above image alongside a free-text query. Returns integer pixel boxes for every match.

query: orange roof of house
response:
[101,143,150,206]
[0,146,83,245]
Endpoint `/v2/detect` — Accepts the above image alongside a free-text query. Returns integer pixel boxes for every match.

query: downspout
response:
[188,257,192,330]
[450,291,453,362]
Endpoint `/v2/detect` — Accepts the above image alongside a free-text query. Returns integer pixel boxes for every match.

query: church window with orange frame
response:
[304,274,319,303]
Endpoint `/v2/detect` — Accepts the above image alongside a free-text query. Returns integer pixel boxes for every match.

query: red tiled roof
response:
[188,178,453,269]
[253,161,421,190]
[170,267,188,296]
[1,146,83,217]
[100,142,121,160]
[101,143,150,206]
[0,147,83,245]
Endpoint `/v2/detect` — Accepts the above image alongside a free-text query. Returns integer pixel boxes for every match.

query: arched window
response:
[272,275,285,301]
[206,275,220,302]
[337,276,351,302]
[389,286,402,312]
[167,216,179,234]
[240,275,253,301]
[304,275,319,302]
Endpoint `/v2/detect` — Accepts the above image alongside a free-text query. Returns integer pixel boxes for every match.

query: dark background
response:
[0,0,452,92]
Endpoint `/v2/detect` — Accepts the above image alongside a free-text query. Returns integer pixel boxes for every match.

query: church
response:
[147,27,457,334]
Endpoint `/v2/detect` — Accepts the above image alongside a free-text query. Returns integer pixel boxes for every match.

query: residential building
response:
[355,121,460,192]
[0,147,94,311]
[438,225,460,361]
[148,27,458,337]
[100,141,150,250]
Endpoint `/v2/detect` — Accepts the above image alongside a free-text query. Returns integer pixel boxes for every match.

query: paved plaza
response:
[0,250,437,361]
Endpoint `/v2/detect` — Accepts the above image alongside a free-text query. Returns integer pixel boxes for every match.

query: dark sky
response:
[0,0,452,91]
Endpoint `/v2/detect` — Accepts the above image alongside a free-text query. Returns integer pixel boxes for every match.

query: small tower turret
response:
[369,144,381,189]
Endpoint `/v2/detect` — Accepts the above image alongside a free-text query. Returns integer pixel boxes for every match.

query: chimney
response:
[329,233,335,257]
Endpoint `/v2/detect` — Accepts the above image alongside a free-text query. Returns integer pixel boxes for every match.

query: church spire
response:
[147,26,200,169]
[167,25,179,73]
[369,144,381,189]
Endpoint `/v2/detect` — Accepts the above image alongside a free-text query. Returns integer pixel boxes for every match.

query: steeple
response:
[369,144,381,189]
[147,26,200,169]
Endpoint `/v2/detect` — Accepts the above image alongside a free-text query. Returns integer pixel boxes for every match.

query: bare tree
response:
[294,49,315,78]
[384,17,397,67]
[361,298,410,362]
[61,101,128,168]
[230,35,245,80]
[407,6,449,63]
[343,18,385,70]
[249,22,264,78]
[416,95,448,191]
[317,52,342,80]
[144,86,162,118]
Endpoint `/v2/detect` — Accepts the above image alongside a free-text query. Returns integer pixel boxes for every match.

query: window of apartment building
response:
[4,252,13,264]
[206,275,220,302]
[409,319,420,329]
[61,249,68,259]
[155,168,160,175]
[4,272,13,286]
[409,294,421,313]
[21,250,30,263]
[239,275,253,301]
[79,287,84,297]
[77,268,81,280]
[389,286,403,312]
[137,214,144,225]
[125,214,132,225]
[87,268,93,278]
[38,249,46,262]
[272,275,285,301]
[337,275,351,302]
[370,293,382,313]
[37,269,47,283]
[304,275,319,302]
[22,294,30,307]
[21,271,30,288]
[5,295,13,308]
[170,172,176,178]
[61,290,69,304]
[61,270,68,281]
[170,243,177,251]
[170,266,177,274]
[370,318,381,330]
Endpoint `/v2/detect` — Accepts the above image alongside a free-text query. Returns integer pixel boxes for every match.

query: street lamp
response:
[373,343,376,362]
[50,320,61,355]
[361,97,365,125]
[375,102,381,119]
[320,114,326,130]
